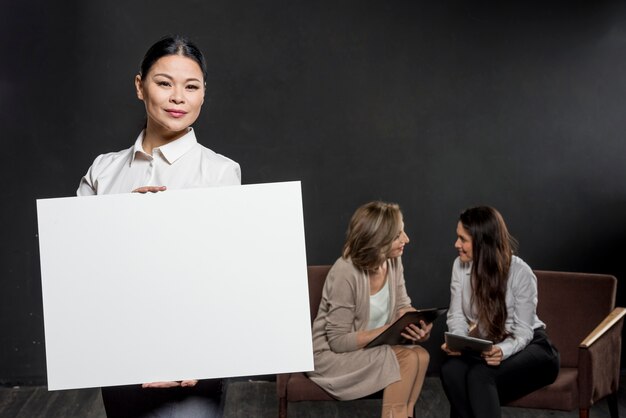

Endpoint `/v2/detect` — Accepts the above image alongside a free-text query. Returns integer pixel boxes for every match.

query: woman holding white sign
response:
[77,35,240,196]
[77,35,239,418]
[440,206,559,418]
[307,201,431,418]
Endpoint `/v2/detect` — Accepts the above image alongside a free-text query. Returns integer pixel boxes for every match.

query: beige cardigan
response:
[307,256,412,400]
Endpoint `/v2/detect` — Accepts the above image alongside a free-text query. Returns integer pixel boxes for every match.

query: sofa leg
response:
[608,392,619,418]
[579,408,589,418]
[279,397,287,418]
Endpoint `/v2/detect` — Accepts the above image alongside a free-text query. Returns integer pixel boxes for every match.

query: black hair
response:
[459,206,517,342]
[139,35,207,81]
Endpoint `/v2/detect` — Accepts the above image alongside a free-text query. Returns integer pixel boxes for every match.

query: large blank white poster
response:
[37,181,312,390]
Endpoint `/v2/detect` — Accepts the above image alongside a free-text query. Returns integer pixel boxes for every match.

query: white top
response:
[367,278,390,330]
[77,128,241,196]
[446,255,545,360]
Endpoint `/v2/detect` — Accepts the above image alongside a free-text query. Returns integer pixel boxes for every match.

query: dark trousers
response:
[440,329,559,418]
[101,379,224,418]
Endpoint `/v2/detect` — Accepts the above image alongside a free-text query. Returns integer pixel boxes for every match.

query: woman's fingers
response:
[142,381,181,388]
[132,186,167,194]
[441,342,462,356]
[419,320,433,335]
[482,346,503,366]
[402,321,432,342]
[394,306,417,321]
[142,379,198,388]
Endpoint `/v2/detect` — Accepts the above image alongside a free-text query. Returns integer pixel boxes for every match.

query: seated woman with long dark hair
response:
[440,206,560,418]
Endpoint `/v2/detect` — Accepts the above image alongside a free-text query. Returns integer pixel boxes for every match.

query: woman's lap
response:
[440,330,559,416]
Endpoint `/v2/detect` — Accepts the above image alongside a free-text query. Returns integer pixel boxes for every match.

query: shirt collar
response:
[131,128,198,165]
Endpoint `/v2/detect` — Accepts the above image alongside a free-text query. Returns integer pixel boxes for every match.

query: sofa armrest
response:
[577,308,625,406]
[580,307,626,348]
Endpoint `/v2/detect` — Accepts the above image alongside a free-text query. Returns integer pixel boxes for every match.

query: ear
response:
[135,75,144,100]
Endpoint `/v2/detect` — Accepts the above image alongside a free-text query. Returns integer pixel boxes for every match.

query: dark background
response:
[2,0,626,385]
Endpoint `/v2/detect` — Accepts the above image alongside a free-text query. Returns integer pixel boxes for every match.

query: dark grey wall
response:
[2,0,626,384]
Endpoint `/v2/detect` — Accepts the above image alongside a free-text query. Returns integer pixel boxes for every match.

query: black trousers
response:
[440,329,559,418]
[101,379,223,418]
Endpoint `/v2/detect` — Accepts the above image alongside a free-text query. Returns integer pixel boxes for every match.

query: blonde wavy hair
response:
[342,201,403,272]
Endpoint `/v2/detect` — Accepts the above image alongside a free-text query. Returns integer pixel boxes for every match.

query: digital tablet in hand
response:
[365,307,448,348]
[444,332,493,353]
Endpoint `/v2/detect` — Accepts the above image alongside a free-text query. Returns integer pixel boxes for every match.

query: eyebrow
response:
[152,73,202,83]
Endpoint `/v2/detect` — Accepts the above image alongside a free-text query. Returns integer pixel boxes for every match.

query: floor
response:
[1,376,624,418]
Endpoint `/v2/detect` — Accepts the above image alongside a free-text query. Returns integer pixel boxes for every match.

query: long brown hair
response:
[342,201,403,272]
[460,206,518,343]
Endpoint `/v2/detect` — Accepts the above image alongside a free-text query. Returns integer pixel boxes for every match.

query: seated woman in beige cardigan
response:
[307,201,431,418]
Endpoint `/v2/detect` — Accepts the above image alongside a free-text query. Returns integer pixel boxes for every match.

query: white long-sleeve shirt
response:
[446,255,545,360]
[77,128,241,196]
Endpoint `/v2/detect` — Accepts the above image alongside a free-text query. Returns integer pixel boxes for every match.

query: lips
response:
[165,109,187,118]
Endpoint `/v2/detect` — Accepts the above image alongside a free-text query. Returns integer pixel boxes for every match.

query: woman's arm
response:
[324,261,398,352]
[323,268,363,353]
[441,258,469,356]
[482,265,537,366]
[446,258,470,335]
[496,263,538,360]
[354,325,392,348]
[217,162,241,186]
[76,154,106,196]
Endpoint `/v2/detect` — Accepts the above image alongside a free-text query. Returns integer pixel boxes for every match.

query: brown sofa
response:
[505,270,625,418]
[277,266,625,418]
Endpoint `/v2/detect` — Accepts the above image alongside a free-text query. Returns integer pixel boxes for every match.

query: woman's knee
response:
[409,345,430,370]
[440,356,465,380]
[393,346,419,373]
[415,345,430,362]
[535,349,560,387]
[466,363,495,386]
[440,358,453,382]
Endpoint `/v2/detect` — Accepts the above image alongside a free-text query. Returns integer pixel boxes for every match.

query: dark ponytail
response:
[139,35,207,81]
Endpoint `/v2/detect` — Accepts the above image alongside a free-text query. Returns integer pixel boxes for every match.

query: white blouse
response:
[77,128,241,196]
[367,278,390,330]
[446,255,545,360]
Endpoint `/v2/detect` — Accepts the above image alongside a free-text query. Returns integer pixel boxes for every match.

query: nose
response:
[454,238,461,249]
[402,231,410,244]
[170,86,185,104]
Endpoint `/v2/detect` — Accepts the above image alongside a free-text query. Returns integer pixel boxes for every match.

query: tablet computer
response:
[444,332,493,353]
[365,307,448,348]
